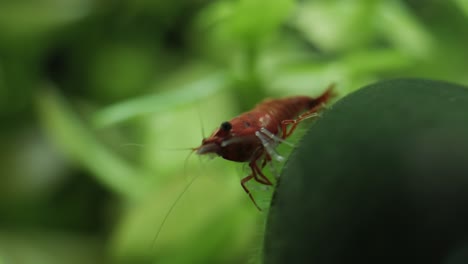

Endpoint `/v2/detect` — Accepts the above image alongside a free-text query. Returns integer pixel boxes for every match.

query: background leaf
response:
[1,0,468,263]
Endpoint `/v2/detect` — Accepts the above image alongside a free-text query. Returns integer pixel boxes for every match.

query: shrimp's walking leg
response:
[260,154,280,179]
[241,175,261,210]
[260,154,272,169]
[280,110,321,139]
[241,152,273,210]
[251,158,273,186]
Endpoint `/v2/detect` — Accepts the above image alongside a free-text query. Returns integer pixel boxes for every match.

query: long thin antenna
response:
[162,147,195,151]
[150,109,205,258]
[196,104,206,138]
[120,144,194,152]
[150,150,198,253]
[119,143,146,148]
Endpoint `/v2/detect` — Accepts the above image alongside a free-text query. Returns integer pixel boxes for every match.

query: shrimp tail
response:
[308,83,337,109]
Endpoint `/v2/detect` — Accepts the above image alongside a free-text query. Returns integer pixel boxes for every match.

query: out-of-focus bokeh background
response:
[0,0,467,263]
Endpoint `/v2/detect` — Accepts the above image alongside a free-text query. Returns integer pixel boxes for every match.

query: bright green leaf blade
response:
[92,70,230,128]
[454,0,468,17]
[293,0,377,52]
[377,1,434,58]
[36,85,148,200]
[0,0,91,38]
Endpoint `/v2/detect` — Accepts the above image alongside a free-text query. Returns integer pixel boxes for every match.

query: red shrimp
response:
[150,84,336,251]
[194,84,336,210]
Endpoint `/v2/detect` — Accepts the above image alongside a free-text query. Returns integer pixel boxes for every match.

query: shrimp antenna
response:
[120,144,194,152]
[119,143,146,149]
[119,143,196,152]
[162,147,195,151]
[196,104,206,138]
[150,149,198,252]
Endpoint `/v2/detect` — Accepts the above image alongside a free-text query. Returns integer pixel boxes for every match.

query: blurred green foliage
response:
[0,0,467,263]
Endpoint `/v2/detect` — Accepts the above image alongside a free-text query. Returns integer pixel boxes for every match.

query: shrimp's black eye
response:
[220,121,232,132]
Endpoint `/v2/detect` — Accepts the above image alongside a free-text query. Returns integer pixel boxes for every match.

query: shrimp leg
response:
[241,151,274,210]
[280,110,321,139]
[241,175,260,210]
[251,156,273,186]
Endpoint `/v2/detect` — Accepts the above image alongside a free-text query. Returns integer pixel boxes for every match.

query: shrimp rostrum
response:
[194,84,335,210]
